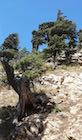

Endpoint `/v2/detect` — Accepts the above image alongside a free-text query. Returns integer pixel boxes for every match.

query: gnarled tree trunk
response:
[1,59,35,121]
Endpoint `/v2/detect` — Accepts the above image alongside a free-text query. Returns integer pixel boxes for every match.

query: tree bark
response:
[1,59,35,121]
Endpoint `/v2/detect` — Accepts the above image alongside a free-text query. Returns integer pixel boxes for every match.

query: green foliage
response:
[2,33,19,50]
[57,9,64,21]
[1,49,18,61]
[78,29,82,47]
[31,10,77,61]
[0,33,19,62]
[12,47,29,65]
[0,10,81,81]
[15,53,45,79]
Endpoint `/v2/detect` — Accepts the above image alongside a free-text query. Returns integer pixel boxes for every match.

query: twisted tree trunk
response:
[1,59,35,121]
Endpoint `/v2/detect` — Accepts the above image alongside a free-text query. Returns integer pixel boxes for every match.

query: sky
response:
[0,0,82,51]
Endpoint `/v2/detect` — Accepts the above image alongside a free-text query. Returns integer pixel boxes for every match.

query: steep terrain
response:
[34,66,82,140]
[0,66,82,140]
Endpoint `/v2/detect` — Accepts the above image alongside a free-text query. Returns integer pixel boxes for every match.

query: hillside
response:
[0,66,82,140]
[0,9,82,140]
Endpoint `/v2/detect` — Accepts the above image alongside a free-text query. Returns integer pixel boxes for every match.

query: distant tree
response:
[31,10,77,62]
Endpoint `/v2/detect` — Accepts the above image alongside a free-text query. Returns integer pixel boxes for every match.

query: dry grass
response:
[56,64,82,72]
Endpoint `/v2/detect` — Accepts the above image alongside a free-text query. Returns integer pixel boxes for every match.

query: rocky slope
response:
[0,66,82,140]
[34,66,82,140]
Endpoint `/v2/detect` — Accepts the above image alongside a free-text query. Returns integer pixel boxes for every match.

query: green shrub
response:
[15,53,45,79]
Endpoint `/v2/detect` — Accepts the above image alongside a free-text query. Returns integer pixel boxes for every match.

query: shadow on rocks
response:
[0,93,56,140]
[0,106,16,140]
